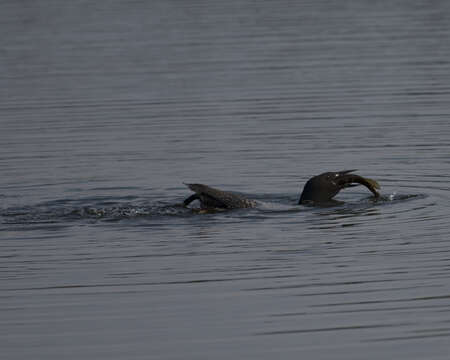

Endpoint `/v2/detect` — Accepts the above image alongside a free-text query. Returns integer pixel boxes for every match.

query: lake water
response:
[2,0,450,359]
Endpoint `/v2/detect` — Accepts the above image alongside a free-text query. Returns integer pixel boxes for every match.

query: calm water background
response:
[2,0,450,359]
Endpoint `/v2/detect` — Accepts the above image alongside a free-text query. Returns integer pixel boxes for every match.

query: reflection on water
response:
[2,0,450,359]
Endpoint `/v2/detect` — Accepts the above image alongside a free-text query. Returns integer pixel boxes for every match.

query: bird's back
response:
[185,183,257,209]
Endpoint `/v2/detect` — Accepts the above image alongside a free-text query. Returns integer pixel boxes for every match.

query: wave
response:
[0,192,425,227]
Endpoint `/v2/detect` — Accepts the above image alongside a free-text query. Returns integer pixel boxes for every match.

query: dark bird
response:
[183,170,380,209]
[298,169,380,204]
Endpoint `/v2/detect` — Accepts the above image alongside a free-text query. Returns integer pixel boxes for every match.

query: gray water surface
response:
[2,1,450,359]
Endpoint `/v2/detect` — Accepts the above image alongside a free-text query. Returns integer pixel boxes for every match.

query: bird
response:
[183,170,380,209]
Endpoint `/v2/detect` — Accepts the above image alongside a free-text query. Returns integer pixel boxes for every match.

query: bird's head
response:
[299,170,379,205]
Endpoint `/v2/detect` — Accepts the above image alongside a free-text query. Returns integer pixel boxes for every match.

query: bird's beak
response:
[332,170,357,187]
[336,170,380,197]
[337,169,358,176]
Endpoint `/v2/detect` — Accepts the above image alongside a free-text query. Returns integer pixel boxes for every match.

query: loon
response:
[183,170,380,209]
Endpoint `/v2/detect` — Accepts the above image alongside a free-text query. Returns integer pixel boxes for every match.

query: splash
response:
[0,192,425,227]
[0,200,192,226]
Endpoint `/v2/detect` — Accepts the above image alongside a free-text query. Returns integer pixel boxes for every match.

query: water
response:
[2,0,450,359]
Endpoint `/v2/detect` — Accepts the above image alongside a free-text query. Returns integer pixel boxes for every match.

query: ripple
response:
[0,191,428,228]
